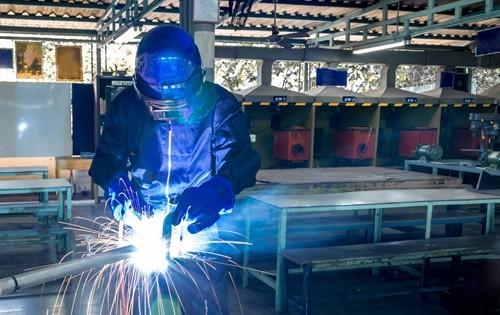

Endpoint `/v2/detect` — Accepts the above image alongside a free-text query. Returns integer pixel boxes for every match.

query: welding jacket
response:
[89,82,260,207]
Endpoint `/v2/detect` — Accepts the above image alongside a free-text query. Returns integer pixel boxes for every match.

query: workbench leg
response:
[445,205,462,237]
[302,264,312,315]
[275,209,288,312]
[485,203,495,235]
[450,255,461,291]
[425,205,434,239]
[372,208,383,276]
[41,172,49,202]
[66,187,72,220]
[242,209,251,288]
[373,208,383,243]
[58,191,64,222]
[420,257,431,302]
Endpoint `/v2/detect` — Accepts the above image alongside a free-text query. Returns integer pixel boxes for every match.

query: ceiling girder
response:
[309,0,498,47]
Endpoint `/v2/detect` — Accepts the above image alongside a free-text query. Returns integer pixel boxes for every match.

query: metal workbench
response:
[243,188,500,312]
[0,167,50,201]
[0,179,72,220]
[245,167,464,196]
[0,179,72,253]
[404,159,500,190]
[0,166,48,178]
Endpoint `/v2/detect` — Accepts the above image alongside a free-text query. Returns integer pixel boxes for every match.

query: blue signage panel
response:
[463,98,474,104]
[316,68,348,86]
[273,95,287,102]
[405,97,418,103]
[0,49,13,69]
[342,96,356,103]
[476,26,500,57]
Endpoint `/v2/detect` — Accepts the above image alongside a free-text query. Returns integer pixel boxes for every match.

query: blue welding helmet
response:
[134,25,205,121]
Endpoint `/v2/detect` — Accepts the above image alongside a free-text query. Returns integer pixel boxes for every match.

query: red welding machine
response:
[398,128,437,158]
[334,127,375,160]
[273,128,311,162]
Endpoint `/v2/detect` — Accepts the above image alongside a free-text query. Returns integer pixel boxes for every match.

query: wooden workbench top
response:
[249,188,500,209]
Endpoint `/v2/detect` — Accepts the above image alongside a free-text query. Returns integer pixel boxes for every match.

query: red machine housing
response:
[398,128,437,158]
[334,127,375,160]
[273,128,311,162]
[452,128,481,158]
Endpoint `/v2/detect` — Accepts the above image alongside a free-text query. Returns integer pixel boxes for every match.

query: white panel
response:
[193,0,219,23]
[0,82,72,157]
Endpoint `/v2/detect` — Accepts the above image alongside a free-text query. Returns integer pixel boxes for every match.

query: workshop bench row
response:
[282,235,500,315]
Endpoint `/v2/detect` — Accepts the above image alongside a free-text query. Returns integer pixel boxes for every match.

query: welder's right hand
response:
[107,172,136,221]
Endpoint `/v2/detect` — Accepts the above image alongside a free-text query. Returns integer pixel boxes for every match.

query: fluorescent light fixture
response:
[353,39,411,55]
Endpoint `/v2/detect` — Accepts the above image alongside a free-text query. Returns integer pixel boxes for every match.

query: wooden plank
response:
[282,235,500,266]
[0,157,56,178]
[250,188,500,210]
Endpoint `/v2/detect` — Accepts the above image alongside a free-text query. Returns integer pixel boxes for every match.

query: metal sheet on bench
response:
[256,167,462,186]
[250,189,500,210]
[282,235,500,266]
[0,179,71,193]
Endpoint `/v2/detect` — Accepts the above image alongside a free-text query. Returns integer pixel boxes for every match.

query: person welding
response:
[89,25,260,314]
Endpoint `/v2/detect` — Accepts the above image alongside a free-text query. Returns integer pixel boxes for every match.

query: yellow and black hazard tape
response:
[241,101,497,109]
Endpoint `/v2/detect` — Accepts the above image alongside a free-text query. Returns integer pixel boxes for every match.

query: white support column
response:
[258,60,274,86]
[380,64,397,89]
[180,0,217,82]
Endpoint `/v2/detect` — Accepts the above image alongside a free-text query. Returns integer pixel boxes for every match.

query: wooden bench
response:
[244,188,500,312]
[282,235,500,315]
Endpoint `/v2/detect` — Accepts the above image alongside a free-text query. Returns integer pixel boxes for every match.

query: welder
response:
[89,25,260,314]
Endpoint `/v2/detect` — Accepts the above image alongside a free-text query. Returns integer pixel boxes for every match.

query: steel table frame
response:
[0,179,72,221]
[0,166,49,200]
[242,189,500,312]
[0,166,49,178]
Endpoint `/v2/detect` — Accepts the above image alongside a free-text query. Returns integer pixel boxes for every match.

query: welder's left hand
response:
[172,176,235,234]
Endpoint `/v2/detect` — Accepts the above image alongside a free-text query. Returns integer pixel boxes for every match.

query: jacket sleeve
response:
[89,94,130,190]
[212,93,261,194]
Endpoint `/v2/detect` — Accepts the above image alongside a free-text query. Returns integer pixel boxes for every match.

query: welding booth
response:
[421,86,497,159]
[306,71,379,167]
[362,83,440,165]
[236,84,314,168]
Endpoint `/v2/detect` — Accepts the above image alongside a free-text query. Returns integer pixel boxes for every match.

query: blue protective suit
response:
[89,81,260,206]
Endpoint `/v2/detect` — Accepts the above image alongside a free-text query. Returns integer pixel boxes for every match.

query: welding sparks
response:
[45,122,253,314]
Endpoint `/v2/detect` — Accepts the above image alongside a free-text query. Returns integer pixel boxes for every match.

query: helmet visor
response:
[136,54,197,95]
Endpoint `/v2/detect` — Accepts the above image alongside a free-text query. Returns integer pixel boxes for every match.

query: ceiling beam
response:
[0,15,475,43]
[214,46,500,67]
[309,0,401,35]
[0,25,96,37]
[327,2,499,49]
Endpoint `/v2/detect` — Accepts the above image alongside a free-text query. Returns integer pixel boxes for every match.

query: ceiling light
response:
[353,38,411,55]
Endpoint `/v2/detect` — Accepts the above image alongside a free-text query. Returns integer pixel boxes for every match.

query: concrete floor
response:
[0,200,499,315]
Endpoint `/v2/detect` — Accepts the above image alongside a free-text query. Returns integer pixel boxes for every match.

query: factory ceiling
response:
[0,0,498,53]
